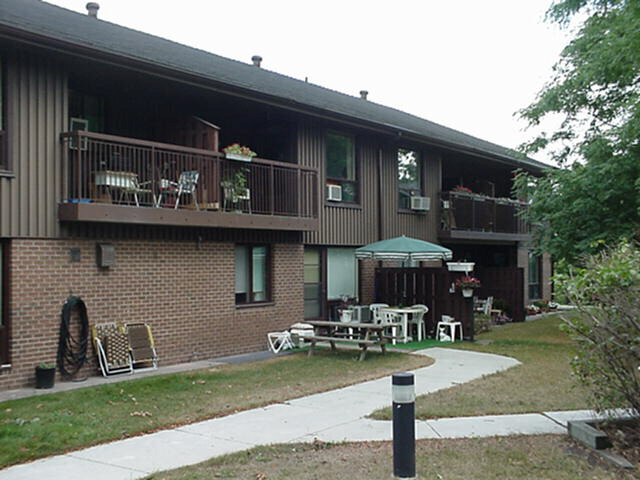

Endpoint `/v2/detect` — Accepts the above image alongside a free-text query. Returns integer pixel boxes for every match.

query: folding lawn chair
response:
[91,322,133,377]
[126,323,158,372]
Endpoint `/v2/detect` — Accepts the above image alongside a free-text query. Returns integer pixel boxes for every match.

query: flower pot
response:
[225,152,253,162]
[447,262,475,272]
[462,288,474,298]
[35,366,55,389]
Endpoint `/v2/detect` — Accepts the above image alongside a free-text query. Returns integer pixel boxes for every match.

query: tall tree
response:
[515,0,640,264]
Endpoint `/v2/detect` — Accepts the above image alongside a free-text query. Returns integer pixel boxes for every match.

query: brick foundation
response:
[1,238,303,390]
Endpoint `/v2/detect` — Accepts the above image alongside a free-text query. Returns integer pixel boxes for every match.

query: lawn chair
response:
[409,304,429,342]
[91,322,133,377]
[267,331,295,354]
[267,322,314,353]
[126,323,158,371]
[159,170,199,209]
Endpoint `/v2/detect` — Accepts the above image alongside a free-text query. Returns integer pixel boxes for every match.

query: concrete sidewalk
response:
[0,348,594,480]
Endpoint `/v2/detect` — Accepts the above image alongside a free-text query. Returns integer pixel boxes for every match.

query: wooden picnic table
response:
[304,320,402,361]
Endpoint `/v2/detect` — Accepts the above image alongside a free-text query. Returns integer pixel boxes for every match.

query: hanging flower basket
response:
[447,262,475,272]
[455,275,481,297]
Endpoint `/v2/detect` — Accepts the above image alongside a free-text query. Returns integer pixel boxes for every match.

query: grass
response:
[372,313,591,420]
[145,435,637,480]
[0,349,432,468]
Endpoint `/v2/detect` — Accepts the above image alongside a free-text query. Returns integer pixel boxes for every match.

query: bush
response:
[493,298,512,317]
[474,314,492,335]
[557,241,640,414]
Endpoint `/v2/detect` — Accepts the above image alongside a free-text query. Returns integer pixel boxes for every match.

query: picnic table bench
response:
[304,320,402,361]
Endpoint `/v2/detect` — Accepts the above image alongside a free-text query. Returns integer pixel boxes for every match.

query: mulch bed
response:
[598,418,640,467]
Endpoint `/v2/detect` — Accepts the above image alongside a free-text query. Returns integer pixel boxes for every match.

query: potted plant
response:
[222,167,250,211]
[455,275,481,298]
[223,143,257,162]
[35,362,56,389]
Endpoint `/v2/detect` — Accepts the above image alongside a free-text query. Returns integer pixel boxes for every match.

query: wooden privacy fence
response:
[374,267,475,340]
[474,267,525,322]
[374,266,526,340]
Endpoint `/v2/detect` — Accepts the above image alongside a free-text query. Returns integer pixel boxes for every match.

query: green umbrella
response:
[355,235,452,261]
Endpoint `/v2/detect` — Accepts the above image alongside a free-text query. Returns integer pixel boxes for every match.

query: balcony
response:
[59,131,319,231]
[439,191,530,241]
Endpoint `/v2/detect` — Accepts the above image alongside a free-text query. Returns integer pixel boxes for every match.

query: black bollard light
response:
[392,372,416,478]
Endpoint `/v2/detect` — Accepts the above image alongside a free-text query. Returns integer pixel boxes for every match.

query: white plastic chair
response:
[369,303,389,324]
[408,304,429,342]
[380,309,401,345]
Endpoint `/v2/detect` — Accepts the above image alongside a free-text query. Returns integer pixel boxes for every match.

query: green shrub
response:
[556,241,640,413]
[493,298,512,317]
[474,314,493,335]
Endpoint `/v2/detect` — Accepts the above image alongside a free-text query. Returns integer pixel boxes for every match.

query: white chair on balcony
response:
[158,171,199,209]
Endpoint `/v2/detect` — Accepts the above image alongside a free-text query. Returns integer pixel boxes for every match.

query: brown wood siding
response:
[300,120,442,247]
[0,50,66,238]
[380,147,440,242]
[300,120,379,246]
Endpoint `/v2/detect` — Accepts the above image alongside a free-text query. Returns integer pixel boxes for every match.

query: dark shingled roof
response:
[0,0,548,171]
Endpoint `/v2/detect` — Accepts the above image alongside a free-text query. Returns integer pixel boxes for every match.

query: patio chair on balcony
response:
[126,322,158,372]
[157,170,199,210]
[91,322,133,377]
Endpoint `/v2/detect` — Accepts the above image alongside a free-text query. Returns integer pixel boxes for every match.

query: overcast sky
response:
[46,0,572,164]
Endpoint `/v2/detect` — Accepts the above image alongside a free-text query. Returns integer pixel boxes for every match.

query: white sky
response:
[46,0,572,165]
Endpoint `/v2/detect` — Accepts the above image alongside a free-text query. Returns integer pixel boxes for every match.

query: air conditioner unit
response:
[326,184,342,201]
[410,196,430,211]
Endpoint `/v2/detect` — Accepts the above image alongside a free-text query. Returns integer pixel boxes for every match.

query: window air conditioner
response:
[326,184,343,201]
[410,196,430,211]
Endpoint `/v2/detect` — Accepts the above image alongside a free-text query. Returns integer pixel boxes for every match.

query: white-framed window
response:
[235,245,270,305]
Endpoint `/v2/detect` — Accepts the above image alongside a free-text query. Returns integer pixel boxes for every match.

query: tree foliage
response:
[515,0,640,263]
[558,242,640,413]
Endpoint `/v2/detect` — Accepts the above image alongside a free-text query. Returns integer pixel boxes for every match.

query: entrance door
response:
[303,247,324,320]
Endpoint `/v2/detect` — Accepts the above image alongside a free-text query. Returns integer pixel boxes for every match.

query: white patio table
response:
[381,306,424,343]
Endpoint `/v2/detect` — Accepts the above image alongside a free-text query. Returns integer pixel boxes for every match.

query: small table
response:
[436,321,463,342]
[305,320,400,361]
[382,307,425,344]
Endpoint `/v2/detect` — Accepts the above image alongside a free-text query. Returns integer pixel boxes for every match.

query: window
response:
[398,148,422,209]
[235,245,270,304]
[326,132,357,203]
[528,251,541,300]
[327,248,358,300]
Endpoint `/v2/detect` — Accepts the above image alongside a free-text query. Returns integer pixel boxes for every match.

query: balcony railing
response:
[440,191,529,239]
[60,131,318,229]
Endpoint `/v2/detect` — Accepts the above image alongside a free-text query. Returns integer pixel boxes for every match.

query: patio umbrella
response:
[355,235,452,261]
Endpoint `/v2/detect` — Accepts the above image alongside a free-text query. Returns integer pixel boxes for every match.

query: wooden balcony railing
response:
[440,191,529,239]
[60,131,318,227]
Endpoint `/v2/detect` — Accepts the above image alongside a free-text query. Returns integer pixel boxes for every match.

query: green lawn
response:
[372,313,591,420]
[0,350,431,468]
[146,435,635,480]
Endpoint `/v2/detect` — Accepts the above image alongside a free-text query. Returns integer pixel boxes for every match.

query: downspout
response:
[377,147,383,242]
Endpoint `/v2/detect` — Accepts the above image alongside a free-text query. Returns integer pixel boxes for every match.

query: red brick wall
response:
[0,239,303,390]
[358,259,377,305]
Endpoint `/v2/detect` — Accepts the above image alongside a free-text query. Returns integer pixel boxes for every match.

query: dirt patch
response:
[598,418,640,468]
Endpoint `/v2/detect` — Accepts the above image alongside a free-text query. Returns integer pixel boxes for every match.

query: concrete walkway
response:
[0,348,597,480]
